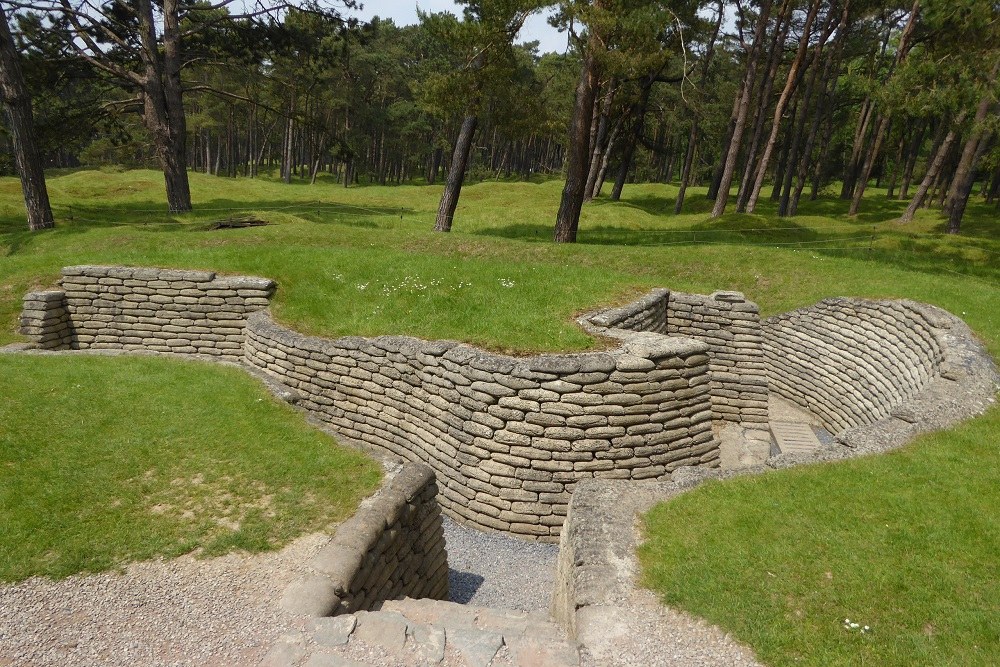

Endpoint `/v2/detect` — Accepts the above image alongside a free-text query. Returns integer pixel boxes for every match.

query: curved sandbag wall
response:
[243,312,719,541]
[19,265,983,539]
[762,298,945,433]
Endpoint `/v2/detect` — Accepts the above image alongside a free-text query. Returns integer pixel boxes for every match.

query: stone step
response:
[381,599,561,640]
[262,598,579,667]
[770,420,822,455]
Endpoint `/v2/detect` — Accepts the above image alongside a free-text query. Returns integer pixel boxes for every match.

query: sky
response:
[348,1,570,55]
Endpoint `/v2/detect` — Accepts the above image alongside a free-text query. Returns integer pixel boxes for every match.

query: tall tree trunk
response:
[708,95,740,200]
[429,146,443,184]
[611,135,640,195]
[790,19,843,216]
[555,41,601,243]
[675,124,698,214]
[900,112,966,223]
[947,133,992,234]
[944,67,997,231]
[842,99,874,199]
[778,98,808,215]
[744,0,825,214]
[213,134,221,175]
[886,132,906,198]
[770,104,796,202]
[611,77,655,201]
[985,168,1000,204]
[847,115,890,215]
[664,136,677,183]
[945,65,997,213]
[789,103,824,215]
[840,19,893,200]
[136,0,191,212]
[203,130,210,173]
[310,135,325,185]
[584,80,616,202]
[736,0,794,212]
[434,114,478,232]
[711,0,774,217]
[591,115,623,198]
[282,114,293,183]
[0,8,54,230]
[677,0,724,214]
[899,121,927,199]
[848,1,919,214]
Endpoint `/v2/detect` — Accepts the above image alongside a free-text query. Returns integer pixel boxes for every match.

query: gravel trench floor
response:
[442,516,559,612]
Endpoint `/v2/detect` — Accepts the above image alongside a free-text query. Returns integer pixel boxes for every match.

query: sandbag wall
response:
[19,265,275,360]
[19,290,73,350]
[664,291,770,430]
[585,289,669,334]
[282,463,448,617]
[585,289,771,440]
[244,312,720,541]
[762,298,945,433]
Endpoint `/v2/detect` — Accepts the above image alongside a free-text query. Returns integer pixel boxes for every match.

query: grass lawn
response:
[1,168,998,662]
[640,413,1000,666]
[0,353,381,582]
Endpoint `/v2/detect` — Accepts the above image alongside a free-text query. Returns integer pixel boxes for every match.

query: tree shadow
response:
[0,196,412,257]
[475,213,840,247]
[472,195,1000,284]
[588,192,717,217]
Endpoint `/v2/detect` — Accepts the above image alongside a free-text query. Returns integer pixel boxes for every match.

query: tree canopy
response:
[2,0,997,235]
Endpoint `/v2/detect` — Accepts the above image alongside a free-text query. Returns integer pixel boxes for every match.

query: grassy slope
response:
[1,169,998,662]
[640,414,1000,666]
[0,354,381,582]
[2,169,997,353]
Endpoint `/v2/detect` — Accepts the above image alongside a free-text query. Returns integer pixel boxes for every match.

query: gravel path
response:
[0,534,327,667]
[0,518,561,666]
[2,516,751,667]
[578,588,763,667]
[443,516,559,612]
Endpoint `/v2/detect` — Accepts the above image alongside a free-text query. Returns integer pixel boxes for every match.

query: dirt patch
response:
[140,472,278,540]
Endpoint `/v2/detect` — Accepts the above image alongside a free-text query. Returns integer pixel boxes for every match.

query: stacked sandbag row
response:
[586,288,669,334]
[41,265,275,360]
[244,312,719,541]
[665,291,770,434]
[19,290,73,350]
[763,298,944,433]
[282,463,448,617]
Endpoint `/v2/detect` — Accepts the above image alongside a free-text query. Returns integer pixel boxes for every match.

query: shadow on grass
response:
[476,210,852,246]
[474,196,1000,285]
[4,183,997,286]
[0,197,413,257]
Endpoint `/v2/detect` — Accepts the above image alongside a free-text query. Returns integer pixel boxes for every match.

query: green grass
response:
[2,169,997,354]
[640,412,1000,666]
[1,169,998,663]
[0,354,381,581]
